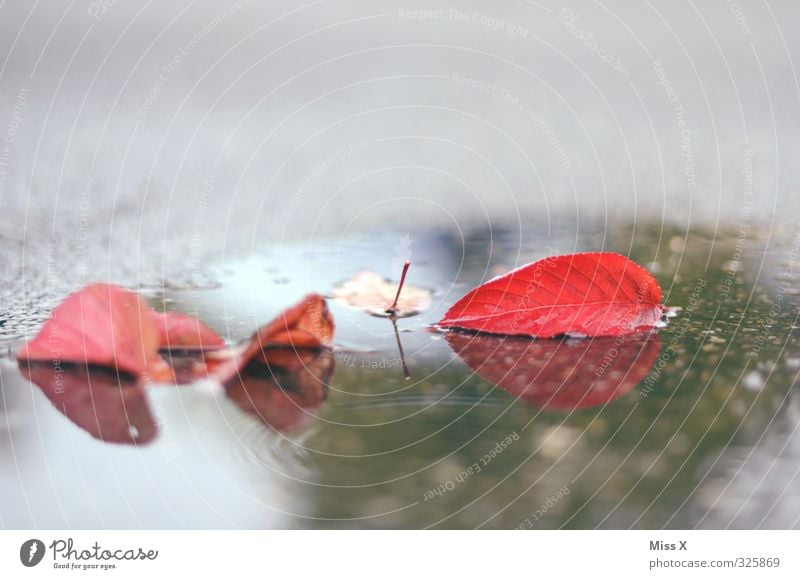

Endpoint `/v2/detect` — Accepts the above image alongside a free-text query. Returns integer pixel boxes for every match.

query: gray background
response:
[1,1,797,273]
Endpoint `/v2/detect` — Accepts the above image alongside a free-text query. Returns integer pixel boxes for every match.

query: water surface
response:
[2,222,799,529]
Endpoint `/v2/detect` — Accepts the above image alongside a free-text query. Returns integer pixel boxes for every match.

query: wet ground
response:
[2,221,800,529]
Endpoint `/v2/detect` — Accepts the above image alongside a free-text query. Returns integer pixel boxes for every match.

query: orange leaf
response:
[202,293,334,384]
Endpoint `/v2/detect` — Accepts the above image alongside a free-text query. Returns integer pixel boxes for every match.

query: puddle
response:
[1,223,799,528]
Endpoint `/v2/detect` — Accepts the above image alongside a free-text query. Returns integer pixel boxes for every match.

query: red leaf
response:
[152,312,225,349]
[446,332,660,409]
[200,293,334,383]
[438,252,664,337]
[255,293,334,349]
[16,283,170,380]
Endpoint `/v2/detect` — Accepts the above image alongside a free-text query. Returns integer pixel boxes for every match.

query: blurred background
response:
[0,0,798,289]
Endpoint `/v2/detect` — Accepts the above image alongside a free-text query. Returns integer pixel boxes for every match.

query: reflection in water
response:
[19,362,157,444]
[445,331,660,410]
[5,225,800,529]
[224,347,334,432]
[18,346,336,444]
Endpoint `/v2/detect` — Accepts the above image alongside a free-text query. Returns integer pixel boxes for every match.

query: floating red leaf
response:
[16,283,171,380]
[438,252,664,337]
[201,293,334,383]
[253,292,334,349]
[446,332,660,409]
[152,311,225,350]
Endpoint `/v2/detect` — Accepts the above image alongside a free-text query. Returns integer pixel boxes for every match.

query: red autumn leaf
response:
[16,283,171,380]
[446,332,660,409]
[20,362,157,444]
[200,293,334,383]
[438,252,664,337]
[255,293,334,348]
[152,311,225,350]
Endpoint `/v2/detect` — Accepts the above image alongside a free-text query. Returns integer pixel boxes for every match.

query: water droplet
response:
[741,371,764,391]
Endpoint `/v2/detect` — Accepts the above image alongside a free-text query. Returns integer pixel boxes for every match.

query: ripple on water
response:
[226,412,316,482]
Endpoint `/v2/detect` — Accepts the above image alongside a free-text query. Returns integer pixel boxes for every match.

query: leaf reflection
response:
[19,346,336,442]
[19,362,157,445]
[445,332,660,410]
[223,347,335,433]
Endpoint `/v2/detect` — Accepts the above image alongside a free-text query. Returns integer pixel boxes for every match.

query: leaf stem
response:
[391,316,411,380]
[387,260,411,314]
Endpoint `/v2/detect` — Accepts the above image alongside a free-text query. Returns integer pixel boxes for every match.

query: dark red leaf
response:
[20,362,157,444]
[438,252,664,337]
[446,332,660,409]
[152,311,225,350]
[16,283,171,381]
